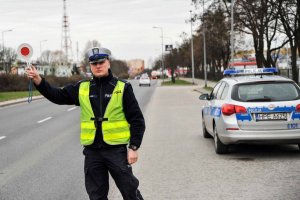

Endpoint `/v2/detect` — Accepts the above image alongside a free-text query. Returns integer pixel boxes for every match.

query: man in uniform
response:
[26,47,145,200]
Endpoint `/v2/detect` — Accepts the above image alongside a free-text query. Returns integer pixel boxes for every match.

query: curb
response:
[0,96,44,107]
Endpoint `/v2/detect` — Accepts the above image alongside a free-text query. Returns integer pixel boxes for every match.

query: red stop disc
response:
[21,47,30,56]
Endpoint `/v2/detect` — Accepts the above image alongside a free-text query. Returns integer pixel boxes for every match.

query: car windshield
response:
[232,82,300,102]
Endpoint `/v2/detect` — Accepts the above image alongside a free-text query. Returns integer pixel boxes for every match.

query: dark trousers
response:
[83,146,143,200]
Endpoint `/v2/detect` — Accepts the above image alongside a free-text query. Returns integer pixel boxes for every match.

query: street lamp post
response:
[230,0,235,67]
[203,32,207,88]
[202,1,207,87]
[153,26,165,82]
[190,10,195,85]
[164,36,173,46]
[40,40,47,61]
[2,29,13,73]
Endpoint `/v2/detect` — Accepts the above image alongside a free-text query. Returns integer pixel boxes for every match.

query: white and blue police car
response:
[199,68,300,154]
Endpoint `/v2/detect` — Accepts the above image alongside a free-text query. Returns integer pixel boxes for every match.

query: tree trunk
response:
[290,45,298,84]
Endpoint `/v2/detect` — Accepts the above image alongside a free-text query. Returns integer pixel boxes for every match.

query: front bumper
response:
[139,81,150,85]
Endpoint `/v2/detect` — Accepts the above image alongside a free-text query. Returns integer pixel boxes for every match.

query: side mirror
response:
[199,93,209,100]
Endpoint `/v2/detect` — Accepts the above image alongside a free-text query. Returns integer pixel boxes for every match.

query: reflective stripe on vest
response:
[79,81,130,145]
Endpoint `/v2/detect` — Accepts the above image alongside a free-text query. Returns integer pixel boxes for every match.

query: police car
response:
[199,68,300,154]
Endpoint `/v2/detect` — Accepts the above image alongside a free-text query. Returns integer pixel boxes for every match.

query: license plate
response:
[256,113,287,121]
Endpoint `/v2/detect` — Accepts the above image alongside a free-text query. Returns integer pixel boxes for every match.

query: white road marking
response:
[37,117,52,124]
[67,107,77,111]
[0,136,6,140]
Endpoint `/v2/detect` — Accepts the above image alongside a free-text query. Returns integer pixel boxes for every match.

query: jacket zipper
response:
[97,82,103,148]
[99,83,103,118]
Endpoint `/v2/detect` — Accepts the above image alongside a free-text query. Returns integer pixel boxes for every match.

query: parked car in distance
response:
[199,68,300,154]
[139,76,151,87]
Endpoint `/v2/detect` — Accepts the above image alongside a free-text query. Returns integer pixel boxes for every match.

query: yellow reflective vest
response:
[78,80,130,146]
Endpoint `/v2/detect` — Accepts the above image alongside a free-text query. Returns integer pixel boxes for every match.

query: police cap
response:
[87,47,111,64]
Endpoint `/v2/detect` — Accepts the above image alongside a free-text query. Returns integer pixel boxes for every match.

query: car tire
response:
[202,114,211,138]
[298,144,300,151]
[213,124,229,154]
[139,84,141,87]
[149,84,151,87]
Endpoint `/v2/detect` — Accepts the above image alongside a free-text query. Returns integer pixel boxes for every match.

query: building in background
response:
[127,59,144,78]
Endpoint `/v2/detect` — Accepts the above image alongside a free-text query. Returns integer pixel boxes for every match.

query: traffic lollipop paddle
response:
[17,43,33,103]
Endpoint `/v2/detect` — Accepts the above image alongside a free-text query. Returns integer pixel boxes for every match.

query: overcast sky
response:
[0,0,194,67]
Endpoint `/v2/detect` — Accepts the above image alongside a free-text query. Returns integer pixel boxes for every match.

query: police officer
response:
[26,47,145,200]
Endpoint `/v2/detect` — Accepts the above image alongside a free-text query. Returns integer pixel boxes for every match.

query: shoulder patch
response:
[78,79,91,84]
[116,78,129,84]
[78,79,91,88]
[116,77,131,86]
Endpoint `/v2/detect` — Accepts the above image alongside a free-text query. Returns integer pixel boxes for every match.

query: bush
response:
[0,74,29,92]
[0,74,83,92]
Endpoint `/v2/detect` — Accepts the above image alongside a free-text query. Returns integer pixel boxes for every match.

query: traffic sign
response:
[165,44,173,51]
[17,43,33,61]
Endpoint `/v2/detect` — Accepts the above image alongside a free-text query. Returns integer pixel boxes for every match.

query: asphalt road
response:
[1,79,300,200]
[0,79,157,200]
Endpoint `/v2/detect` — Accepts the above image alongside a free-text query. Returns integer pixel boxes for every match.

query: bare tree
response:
[183,2,230,79]
[227,0,280,67]
[0,46,17,73]
[6,47,17,73]
[39,50,53,65]
[199,6,230,77]
[274,0,300,83]
[193,0,291,69]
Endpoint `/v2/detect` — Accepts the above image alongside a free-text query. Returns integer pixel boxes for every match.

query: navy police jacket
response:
[35,69,145,149]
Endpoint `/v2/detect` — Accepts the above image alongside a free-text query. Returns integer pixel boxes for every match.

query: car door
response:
[205,82,223,133]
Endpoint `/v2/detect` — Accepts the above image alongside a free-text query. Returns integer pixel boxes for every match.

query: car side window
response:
[216,82,226,99]
[220,83,229,100]
[210,82,222,100]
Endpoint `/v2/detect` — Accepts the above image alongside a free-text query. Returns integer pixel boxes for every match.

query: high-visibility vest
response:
[78,80,130,145]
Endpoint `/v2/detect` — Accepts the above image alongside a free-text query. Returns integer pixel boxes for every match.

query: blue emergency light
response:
[223,68,278,76]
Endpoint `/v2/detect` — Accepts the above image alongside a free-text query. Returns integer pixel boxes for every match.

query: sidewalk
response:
[180,77,216,93]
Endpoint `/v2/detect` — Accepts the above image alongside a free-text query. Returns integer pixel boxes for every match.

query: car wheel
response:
[298,144,300,151]
[149,84,151,87]
[139,84,141,87]
[202,114,211,138]
[213,124,229,154]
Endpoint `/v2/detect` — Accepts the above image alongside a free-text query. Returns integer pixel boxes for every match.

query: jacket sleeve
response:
[123,83,145,148]
[35,78,80,106]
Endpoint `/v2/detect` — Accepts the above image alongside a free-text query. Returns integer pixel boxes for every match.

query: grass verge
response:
[161,79,193,86]
[0,91,41,102]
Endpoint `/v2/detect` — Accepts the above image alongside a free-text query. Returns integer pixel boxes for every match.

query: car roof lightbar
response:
[223,68,278,76]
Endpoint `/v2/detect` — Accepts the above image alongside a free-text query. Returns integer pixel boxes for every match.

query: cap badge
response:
[92,48,99,55]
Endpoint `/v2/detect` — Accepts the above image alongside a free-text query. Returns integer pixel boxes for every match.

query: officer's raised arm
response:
[25,65,79,105]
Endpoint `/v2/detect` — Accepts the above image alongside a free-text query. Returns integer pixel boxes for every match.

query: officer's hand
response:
[25,65,42,85]
[127,149,138,164]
